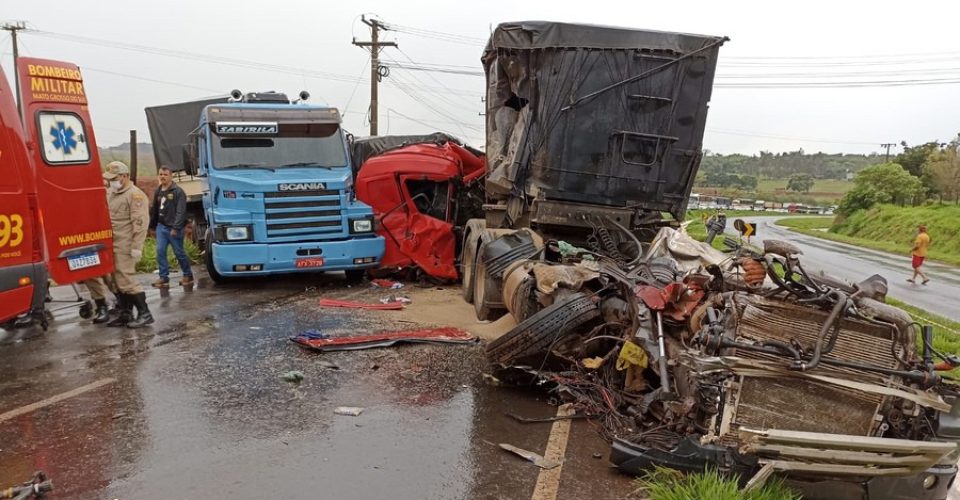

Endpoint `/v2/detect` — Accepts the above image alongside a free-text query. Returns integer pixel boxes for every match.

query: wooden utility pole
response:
[129,130,138,183]
[881,142,897,162]
[352,16,396,136]
[2,21,27,120]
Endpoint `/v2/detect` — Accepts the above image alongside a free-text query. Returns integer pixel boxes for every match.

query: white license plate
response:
[67,252,101,271]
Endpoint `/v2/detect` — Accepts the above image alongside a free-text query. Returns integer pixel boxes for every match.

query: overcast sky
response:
[4,0,959,156]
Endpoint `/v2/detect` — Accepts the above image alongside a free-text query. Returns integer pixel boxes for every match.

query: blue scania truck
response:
[146,90,384,282]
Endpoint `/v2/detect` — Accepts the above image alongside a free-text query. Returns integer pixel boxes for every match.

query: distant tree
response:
[895,141,944,177]
[786,173,815,193]
[737,175,758,191]
[922,137,960,203]
[836,162,923,215]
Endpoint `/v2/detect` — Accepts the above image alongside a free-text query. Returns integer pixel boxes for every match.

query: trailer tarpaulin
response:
[483,21,725,220]
[145,97,227,172]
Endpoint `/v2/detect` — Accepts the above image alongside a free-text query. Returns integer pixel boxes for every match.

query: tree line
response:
[837,136,960,215]
[700,150,881,180]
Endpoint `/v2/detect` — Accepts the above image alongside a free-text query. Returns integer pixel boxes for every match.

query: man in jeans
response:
[150,166,194,287]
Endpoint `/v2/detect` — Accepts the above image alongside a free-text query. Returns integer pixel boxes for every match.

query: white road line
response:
[531,403,575,500]
[0,378,116,424]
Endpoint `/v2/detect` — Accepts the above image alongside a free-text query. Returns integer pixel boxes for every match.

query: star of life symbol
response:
[50,121,78,154]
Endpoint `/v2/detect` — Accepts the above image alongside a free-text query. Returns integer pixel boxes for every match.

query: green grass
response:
[886,298,960,380]
[136,236,202,273]
[637,467,800,500]
[775,216,834,231]
[776,205,960,266]
[756,178,854,196]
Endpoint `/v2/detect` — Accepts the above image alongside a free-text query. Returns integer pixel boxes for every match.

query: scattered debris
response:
[281,370,304,383]
[2,471,53,499]
[297,329,330,340]
[334,406,365,416]
[592,452,603,459]
[370,279,404,289]
[499,443,562,469]
[507,412,584,424]
[483,226,960,492]
[291,327,478,352]
[317,360,340,370]
[318,298,405,310]
[379,296,412,305]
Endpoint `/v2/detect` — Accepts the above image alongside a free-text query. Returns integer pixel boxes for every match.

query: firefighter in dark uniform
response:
[102,161,154,328]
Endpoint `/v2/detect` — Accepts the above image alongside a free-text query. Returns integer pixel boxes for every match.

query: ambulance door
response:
[0,65,46,323]
[17,57,114,284]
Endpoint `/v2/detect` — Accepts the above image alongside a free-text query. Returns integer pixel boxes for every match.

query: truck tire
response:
[473,242,507,322]
[204,231,228,284]
[485,292,599,366]
[461,232,480,303]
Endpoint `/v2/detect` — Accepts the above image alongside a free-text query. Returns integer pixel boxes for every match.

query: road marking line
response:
[0,378,116,424]
[531,403,575,500]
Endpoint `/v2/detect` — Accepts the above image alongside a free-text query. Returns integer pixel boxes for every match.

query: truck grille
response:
[263,190,344,240]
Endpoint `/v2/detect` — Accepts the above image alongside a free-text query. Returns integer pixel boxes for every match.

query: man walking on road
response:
[907,224,931,285]
[149,166,193,288]
[103,161,155,328]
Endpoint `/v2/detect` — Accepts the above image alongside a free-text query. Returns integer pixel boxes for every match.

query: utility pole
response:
[881,142,897,162]
[352,15,396,136]
[2,21,27,120]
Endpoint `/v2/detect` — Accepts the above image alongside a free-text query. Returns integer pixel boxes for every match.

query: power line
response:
[26,29,478,98]
[381,22,486,47]
[82,66,223,93]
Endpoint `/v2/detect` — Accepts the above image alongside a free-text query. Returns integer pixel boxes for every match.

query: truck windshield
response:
[211,123,347,170]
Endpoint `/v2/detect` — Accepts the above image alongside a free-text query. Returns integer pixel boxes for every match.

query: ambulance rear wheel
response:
[204,231,228,284]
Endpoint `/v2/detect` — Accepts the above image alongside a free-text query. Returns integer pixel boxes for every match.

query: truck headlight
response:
[351,219,373,233]
[226,226,250,240]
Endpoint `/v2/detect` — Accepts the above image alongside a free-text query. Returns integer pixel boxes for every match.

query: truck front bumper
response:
[211,236,384,276]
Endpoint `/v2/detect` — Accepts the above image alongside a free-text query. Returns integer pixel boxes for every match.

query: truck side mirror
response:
[181,142,198,176]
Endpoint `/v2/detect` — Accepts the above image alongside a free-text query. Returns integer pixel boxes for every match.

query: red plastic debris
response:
[318,298,405,310]
[291,327,477,352]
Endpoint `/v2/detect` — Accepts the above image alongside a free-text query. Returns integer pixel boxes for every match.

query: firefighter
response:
[102,161,154,328]
[82,275,116,323]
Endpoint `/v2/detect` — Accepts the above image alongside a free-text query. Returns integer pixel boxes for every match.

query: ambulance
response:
[0,58,114,327]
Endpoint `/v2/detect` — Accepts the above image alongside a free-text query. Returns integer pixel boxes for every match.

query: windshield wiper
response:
[219,163,276,172]
[275,162,339,169]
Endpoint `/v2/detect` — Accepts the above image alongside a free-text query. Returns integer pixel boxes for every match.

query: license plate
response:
[295,257,325,268]
[67,252,101,271]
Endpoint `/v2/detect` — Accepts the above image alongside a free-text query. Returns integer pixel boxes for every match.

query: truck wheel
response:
[461,231,480,303]
[485,292,599,366]
[204,232,228,284]
[473,245,505,322]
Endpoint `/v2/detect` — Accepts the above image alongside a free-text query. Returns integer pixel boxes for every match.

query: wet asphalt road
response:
[0,274,634,500]
[737,216,960,322]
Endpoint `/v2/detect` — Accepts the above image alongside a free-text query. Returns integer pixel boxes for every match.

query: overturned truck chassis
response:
[485,228,960,499]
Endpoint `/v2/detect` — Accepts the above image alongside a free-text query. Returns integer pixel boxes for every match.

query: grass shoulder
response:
[774,208,960,266]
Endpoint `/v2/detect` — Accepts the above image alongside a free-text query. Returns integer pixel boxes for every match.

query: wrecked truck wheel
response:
[473,250,506,322]
[461,232,480,303]
[485,292,599,366]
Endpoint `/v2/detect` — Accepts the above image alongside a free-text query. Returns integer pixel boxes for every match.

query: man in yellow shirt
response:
[907,224,931,285]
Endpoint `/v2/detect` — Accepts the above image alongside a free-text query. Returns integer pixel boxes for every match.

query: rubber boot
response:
[92,299,110,324]
[107,294,133,327]
[126,292,154,328]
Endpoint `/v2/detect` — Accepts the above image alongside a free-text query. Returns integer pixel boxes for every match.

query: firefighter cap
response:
[103,161,131,180]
